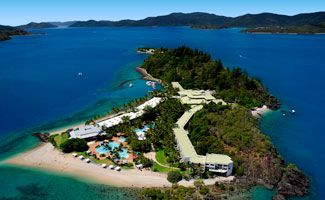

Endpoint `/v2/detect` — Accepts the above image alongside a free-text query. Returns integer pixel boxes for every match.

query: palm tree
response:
[121,115,130,124]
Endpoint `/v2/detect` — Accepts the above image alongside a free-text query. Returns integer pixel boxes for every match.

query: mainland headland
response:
[0,25,29,41]
[5,47,308,200]
[1,11,324,36]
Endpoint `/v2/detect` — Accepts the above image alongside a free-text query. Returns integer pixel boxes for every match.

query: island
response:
[244,24,325,34]
[5,47,308,200]
[18,22,58,29]
[190,25,228,30]
[0,25,29,41]
[64,11,325,34]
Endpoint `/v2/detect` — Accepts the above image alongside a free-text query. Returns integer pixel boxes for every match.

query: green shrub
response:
[60,138,88,153]
[199,186,209,195]
[49,134,58,147]
[219,183,226,190]
[167,170,182,183]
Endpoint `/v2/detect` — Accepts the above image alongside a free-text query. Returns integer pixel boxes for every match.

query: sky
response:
[0,0,324,26]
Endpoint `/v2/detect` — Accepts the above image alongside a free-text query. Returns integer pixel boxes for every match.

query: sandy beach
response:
[251,105,271,117]
[4,143,234,188]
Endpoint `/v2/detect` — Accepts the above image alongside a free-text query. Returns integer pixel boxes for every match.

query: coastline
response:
[136,67,162,83]
[4,143,234,188]
[251,105,271,117]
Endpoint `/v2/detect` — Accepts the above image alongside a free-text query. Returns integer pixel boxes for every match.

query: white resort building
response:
[172,82,233,176]
[69,97,162,140]
[171,82,226,105]
[69,125,102,139]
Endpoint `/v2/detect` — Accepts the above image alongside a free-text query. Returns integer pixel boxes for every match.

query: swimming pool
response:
[134,125,150,133]
[95,142,129,159]
[119,136,126,143]
[95,142,119,154]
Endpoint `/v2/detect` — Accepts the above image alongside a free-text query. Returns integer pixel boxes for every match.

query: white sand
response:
[5,143,234,188]
[251,105,271,117]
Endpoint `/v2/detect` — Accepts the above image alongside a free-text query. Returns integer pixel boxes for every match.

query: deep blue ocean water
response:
[0,27,324,199]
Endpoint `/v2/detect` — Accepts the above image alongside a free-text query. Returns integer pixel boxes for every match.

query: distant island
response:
[18,22,58,29]
[5,46,308,200]
[244,24,325,34]
[0,25,29,41]
[190,24,228,30]
[8,11,325,34]
[65,12,325,34]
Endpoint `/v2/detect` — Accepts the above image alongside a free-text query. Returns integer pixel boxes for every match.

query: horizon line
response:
[7,10,325,26]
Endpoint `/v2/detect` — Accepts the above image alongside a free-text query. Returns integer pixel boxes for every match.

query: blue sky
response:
[1,0,324,25]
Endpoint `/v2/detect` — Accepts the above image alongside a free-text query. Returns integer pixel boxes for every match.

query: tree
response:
[167,170,182,183]
[112,107,120,114]
[121,115,130,124]
[60,138,88,153]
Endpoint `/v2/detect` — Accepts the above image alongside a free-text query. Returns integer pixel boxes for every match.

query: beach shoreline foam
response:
[4,143,234,188]
[251,105,271,117]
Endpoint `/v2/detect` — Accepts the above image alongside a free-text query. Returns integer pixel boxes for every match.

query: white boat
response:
[78,72,83,76]
[129,83,133,87]
[292,109,296,113]
[78,155,84,160]
[85,158,91,163]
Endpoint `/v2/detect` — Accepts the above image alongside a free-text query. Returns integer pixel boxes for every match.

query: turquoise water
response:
[119,148,129,159]
[0,27,325,199]
[0,165,137,200]
[119,136,126,143]
[95,146,110,154]
[134,126,150,133]
[95,142,129,158]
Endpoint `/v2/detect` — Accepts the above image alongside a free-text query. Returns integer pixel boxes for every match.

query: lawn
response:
[152,162,175,173]
[155,150,169,166]
[53,132,69,147]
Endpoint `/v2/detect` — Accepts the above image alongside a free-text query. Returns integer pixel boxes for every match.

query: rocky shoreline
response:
[136,67,162,83]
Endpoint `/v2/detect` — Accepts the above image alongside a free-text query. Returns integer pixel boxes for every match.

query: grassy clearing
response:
[152,162,176,173]
[155,150,170,166]
[53,132,69,147]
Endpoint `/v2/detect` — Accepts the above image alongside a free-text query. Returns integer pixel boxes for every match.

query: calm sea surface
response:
[0,27,324,199]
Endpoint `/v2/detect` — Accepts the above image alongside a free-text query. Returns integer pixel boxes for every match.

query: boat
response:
[78,72,83,76]
[146,81,153,86]
[129,83,133,87]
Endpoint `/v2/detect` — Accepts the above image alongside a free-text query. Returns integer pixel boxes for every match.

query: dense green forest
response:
[68,12,325,32]
[0,25,28,41]
[18,22,58,29]
[187,103,273,176]
[139,47,308,199]
[141,46,279,109]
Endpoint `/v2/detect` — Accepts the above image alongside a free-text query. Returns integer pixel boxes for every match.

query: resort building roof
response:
[98,97,162,129]
[173,105,233,171]
[171,82,232,175]
[171,82,185,91]
[69,125,102,139]
[171,82,226,105]
[205,154,233,165]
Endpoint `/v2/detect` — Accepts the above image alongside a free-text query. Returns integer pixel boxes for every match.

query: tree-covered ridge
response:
[68,12,325,30]
[18,22,58,29]
[141,46,280,109]
[0,25,29,41]
[188,103,274,175]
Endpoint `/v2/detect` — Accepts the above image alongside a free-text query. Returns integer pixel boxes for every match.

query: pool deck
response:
[88,136,134,163]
